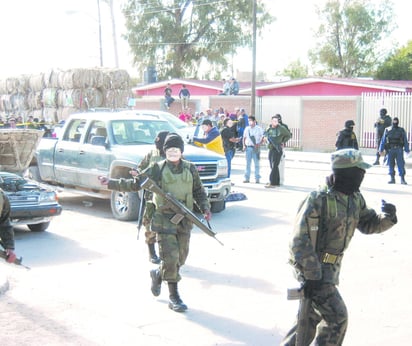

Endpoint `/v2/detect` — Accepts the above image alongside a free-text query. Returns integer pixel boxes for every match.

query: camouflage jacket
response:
[289,188,396,285]
[0,190,14,250]
[107,159,210,213]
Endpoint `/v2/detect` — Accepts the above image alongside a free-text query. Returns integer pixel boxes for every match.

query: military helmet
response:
[331,148,371,170]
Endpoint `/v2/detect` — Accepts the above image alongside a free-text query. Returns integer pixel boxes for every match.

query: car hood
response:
[0,129,44,173]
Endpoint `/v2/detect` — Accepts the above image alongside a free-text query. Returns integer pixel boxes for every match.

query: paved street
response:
[0,149,411,346]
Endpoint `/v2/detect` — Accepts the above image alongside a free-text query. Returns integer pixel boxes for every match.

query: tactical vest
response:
[151,161,194,234]
[387,127,404,146]
[153,161,194,211]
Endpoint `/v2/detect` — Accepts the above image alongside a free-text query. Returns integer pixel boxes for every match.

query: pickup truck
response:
[29,111,231,221]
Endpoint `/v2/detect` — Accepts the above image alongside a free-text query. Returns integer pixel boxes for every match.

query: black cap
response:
[163,133,184,153]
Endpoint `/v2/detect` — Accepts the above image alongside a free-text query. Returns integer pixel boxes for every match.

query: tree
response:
[375,41,412,80]
[122,0,273,80]
[282,60,308,79]
[309,0,395,77]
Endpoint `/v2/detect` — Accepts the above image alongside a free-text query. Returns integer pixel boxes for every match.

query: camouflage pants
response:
[281,284,348,346]
[157,226,191,283]
[143,202,156,245]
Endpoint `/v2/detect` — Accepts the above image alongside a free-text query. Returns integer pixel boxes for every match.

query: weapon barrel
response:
[0,250,30,270]
[140,176,223,245]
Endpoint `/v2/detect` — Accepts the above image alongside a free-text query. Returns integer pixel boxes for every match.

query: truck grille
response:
[195,163,217,180]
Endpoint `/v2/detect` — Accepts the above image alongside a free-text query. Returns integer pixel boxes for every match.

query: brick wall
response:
[302,98,358,151]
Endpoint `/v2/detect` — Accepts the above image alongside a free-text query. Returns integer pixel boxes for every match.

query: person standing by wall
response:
[264,115,291,188]
[373,108,392,165]
[242,116,264,184]
[281,148,398,346]
[137,131,169,264]
[100,133,211,313]
[379,117,410,184]
[178,84,190,111]
[335,120,359,150]
[220,118,240,178]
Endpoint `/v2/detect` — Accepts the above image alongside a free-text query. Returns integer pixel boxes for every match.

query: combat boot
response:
[148,243,160,264]
[150,269,162,297]
[401,176,408,185]
[388,175,395,184]
[373,153,380,165]
[168,282,187,312]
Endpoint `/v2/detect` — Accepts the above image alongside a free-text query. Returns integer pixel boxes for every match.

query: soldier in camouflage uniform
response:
[281,148,398,346]
[137,130,169,264]
[100,133,211,312]
[0,188,17,263]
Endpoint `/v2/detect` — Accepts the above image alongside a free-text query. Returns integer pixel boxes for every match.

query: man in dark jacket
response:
[379,117,410,184]
[335,120,359,150]
[373,108,392,165]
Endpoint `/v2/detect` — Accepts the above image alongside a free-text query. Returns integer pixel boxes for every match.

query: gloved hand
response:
[304,279,323,297]
[203,209,212,221]
[381,200,397,222]
[5,249,17,264]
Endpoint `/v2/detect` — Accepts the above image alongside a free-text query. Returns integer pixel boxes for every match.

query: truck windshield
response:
[111,119,174,145]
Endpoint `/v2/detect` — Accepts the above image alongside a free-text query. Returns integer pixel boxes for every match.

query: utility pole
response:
[97,0,104,66]
[251,0,257,117]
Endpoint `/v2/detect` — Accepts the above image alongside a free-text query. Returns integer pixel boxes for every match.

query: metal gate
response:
[360,92,412,149]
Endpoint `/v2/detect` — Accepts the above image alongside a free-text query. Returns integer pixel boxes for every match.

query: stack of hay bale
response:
[0,67,131,123]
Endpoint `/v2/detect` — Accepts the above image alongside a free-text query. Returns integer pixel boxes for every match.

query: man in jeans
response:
[242,116,264,184]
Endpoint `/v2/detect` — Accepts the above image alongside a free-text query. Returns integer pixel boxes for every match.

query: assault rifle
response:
[136,189,145,240]
[0,242,30,270]
[138,175,223,246]
[287,285,311,346]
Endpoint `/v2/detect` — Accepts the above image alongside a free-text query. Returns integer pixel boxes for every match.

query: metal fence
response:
[360,92,412,149]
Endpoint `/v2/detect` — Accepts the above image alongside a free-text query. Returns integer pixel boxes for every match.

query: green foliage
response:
[122,0,273,80]
[375,41,412,80]
[310,0,395,77]
[282,60,309,79]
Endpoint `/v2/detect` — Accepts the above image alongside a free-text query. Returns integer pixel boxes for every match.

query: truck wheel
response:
[110,191,140,221]
[28,222,50,232]
[210,200,226,213]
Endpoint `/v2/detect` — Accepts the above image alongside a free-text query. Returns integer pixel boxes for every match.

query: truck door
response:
[76,121,113,188]
[54,118,86,185]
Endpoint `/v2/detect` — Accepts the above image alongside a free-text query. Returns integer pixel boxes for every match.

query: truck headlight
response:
[217,159,228,177]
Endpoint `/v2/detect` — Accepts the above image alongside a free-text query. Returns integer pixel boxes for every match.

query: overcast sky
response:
[0,0,409,79]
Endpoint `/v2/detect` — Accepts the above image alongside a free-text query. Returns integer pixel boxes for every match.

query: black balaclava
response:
[155,130,170,156]
[326,167,365,195]
[392,117,399,128]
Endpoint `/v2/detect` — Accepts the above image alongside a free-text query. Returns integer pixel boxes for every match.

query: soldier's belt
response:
[321,252,341,264]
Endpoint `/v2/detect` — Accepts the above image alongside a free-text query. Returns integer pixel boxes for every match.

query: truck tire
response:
[210,200,226,213]
[110,191,140,221]
[28,222,50,232]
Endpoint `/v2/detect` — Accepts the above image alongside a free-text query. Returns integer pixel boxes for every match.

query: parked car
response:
[1,171,62,232]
